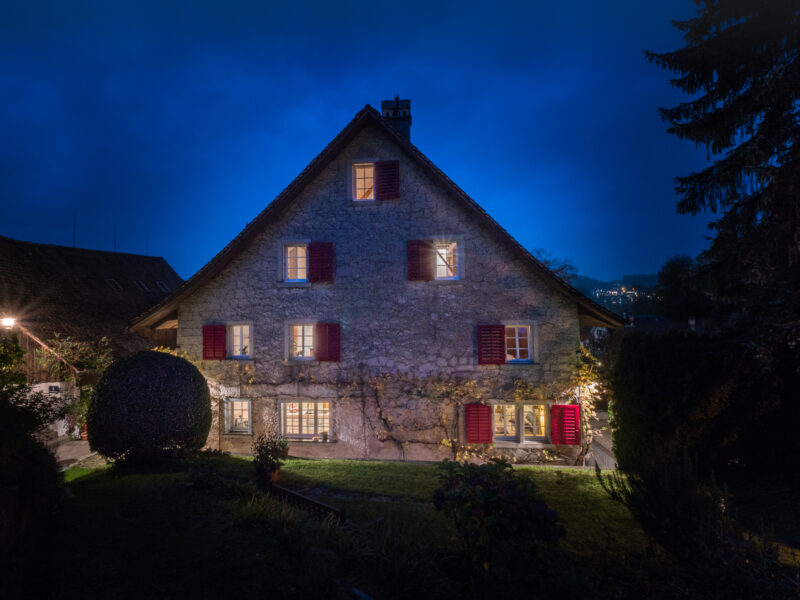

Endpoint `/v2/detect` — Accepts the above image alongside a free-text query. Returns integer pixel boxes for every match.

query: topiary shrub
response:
[87,351,211,462]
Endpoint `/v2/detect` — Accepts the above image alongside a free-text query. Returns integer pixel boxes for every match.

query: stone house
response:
[131,99,623,463]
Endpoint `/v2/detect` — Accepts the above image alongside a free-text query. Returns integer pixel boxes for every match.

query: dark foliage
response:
[433,459,566,595]
[87,351,211,462]
[0,334,64,598]
[654,254,715,321]
[252,432,289,488]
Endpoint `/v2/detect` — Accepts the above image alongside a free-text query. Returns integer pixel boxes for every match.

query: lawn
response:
[39,455,798,599]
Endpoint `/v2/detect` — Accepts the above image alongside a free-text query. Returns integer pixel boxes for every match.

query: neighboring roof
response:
[0,236,183,356]
[131,105,623,330]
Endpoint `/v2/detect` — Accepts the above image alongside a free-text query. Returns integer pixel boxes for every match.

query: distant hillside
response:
[573,273,658,296]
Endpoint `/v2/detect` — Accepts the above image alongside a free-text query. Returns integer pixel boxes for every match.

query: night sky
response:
[1,1,711,282]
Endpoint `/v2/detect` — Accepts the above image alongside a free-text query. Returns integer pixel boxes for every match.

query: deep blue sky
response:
[1,0,711,282]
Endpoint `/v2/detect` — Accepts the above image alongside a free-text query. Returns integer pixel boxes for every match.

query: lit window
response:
[493,404,517,440]
[524,404,547,440]
[505,325,531,362]
[353,163,374,201]
[226,399,251,434]
[290,324,314,359]
[285,245,307,281]
[229,324,251,358]
[281,401,330,438]
[434,242,458,279]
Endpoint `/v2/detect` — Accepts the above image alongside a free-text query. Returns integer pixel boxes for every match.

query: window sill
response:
[278,281,311,288]
[493,440,554,448]
[227,358,254,364]
[286,438,336,443]
[223,431,253,437]
[433,278,464,285]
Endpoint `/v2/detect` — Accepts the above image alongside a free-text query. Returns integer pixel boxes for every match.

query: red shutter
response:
[202,324,227,360]
[407,240,434,281]
[465,403,493,444]
[477,325,506,364]
[551,405,580,445]
[315,323,341,362]
[308,242,334,283]
[374,160,400,200]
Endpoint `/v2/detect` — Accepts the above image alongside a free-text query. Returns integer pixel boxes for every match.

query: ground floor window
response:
[493,403,548,442]
[225,399,251,434]
[281,401,330,439]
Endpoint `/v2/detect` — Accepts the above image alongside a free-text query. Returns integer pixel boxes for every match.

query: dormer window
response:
[156,281,170,292]
[133,280,150,292]
[105,278,122,290]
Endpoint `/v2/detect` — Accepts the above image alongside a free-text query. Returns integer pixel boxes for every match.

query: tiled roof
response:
[131,105,623,330]
[0,236,183,356]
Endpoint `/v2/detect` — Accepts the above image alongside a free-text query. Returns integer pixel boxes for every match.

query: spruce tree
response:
[647,0,799,351]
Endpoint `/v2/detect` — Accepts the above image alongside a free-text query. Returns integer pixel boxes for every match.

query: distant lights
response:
[1,317,15,328]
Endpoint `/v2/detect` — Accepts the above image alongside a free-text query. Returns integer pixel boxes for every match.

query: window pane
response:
[283,402,299,435]
[318,402,329,435]
[292,325,314,358]
[354,164,374,200]
[286,245,307,280]
[524,405,546,438]
[493,404,506,435]
[301,402,315,433]
[229,400,250,431]
[434,242,458,279]
[504,405,516,437]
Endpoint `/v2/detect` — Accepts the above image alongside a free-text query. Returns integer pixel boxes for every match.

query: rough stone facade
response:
[175,120,584,463]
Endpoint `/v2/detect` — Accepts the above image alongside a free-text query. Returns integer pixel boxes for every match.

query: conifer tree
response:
[647,0,799,351]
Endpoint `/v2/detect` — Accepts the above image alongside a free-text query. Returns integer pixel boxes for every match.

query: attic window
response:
[156,281,170,292]
[105,278,123,290]
[133,280,150,292]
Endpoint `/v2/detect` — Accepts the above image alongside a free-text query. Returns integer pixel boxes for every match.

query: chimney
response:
[381,95,411,140]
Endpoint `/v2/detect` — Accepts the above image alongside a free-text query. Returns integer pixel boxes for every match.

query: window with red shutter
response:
[202,324,227,360]
[550,404,580,445]
[477,325,505,364]
[407,240,434,281]
[374,160,400,200]
[314,323,341,362]
[308,242,334,283]
[465,403,493,444]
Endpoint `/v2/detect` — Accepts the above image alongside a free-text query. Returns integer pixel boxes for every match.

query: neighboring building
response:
[131,99,623,463]
[0,236,182,434]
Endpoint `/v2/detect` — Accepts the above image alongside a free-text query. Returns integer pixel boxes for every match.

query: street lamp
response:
[1,317,15,329]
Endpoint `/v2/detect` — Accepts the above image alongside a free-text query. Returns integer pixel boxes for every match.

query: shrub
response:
[87,351,211,462]
[252,432,289,488]
[433,459,564,575]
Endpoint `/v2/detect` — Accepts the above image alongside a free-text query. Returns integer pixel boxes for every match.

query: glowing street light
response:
[1,317,15,328]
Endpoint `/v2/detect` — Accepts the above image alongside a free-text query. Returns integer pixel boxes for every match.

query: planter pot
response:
[80,425,88,441]
[270,469,280,484]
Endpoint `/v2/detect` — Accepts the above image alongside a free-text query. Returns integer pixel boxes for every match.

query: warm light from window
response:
[1,317,15,328]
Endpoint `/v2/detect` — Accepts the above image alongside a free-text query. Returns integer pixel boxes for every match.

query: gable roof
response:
[130,105,623,330]
[0,235,183,356]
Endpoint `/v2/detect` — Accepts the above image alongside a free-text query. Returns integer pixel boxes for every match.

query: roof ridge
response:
[0,235,169,262]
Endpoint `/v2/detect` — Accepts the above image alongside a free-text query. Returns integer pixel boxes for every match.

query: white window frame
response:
[492,403,518,441]
[279,400,331,439]
[283,243,309,282]
[431,236,464,281]
[285,321,316,361]
[501,321,539,364]
[227,322,253,359]
[225,398,252,435]
[347,158,379,203]
[352,162,375,201]
[491,401,551,444]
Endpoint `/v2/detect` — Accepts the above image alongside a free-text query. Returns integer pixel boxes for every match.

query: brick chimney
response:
[381,96,411,140]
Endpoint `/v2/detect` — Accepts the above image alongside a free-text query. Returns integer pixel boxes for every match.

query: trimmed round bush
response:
[87,351,211,460]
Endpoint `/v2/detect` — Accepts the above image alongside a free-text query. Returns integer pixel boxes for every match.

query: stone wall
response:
[176,121,582,463]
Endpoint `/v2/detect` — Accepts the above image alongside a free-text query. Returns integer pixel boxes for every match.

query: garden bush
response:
[433,459,566,595]
[87,351,211,462]
[252,432,289,488]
